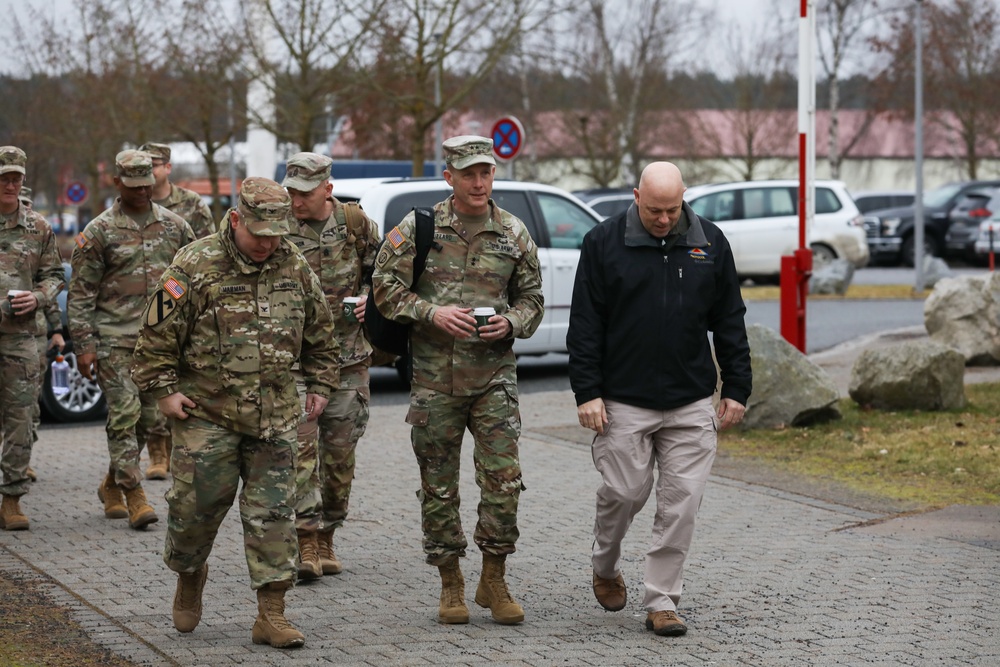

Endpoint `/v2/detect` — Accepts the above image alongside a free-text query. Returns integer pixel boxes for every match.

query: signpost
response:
[491,116,525,178]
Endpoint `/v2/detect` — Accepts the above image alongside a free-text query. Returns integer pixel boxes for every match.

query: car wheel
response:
[901,234,941,267]
[39,351,107,423]
[810,243,838,267]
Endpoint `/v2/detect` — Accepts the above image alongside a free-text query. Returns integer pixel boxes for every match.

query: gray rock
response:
[921,255,953,288]
[744,324,841,428]
[809,258,855,295]
[848,340,966,410]
[924,272,1000,365]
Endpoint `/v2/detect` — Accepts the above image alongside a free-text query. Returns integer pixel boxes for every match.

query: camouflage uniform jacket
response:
[68,200,195,354]
[131,219,341,440]
[0,205,64,336]
[155,183,216,239]
[286,197,381,369]
[373,197,544,396]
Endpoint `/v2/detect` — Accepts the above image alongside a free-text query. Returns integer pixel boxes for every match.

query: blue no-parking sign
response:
[65,181,88,205]
[491,117,525,161]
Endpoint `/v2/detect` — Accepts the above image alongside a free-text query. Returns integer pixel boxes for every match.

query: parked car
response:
[945,187,999,260]
[39,262,107,423]
[972,192,1000,263]
[682,179,869,280]
[341,178,603,379]
[572,187,634,218]
[863,179,1000,266]
[850,190,915,215]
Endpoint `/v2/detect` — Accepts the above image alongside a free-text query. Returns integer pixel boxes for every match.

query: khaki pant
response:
[591,397,718,613]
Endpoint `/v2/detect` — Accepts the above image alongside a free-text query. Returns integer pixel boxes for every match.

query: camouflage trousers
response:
[406,382,523,566]
[0,334,39,497]
[96,346,158,489]
[292,365,370,533]
[163,416,298,590]
[30,334,47,446]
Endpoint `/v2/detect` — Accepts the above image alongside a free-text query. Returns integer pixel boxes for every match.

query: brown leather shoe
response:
[592,572,627,611]
[645,610,687,636]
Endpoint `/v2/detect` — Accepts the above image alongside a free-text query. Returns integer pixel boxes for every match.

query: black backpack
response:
[364,207,436,357]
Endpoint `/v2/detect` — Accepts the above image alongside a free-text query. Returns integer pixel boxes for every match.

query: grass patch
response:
[720,383,1000,508]
[741,283,930,301]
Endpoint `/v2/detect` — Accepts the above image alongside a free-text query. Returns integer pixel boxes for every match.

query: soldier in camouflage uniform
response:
[283,152,381,580]
[372,136,544,625]
[20,186,66,484]
[69,150,195,530]
[0,147,65,531]
[131,177,340,649]
[138,142,216,479]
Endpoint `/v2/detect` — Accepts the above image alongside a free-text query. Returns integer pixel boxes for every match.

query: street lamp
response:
[433,33,444,178]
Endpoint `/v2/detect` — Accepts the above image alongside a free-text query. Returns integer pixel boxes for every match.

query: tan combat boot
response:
[97,472,128,519]
[475,553,524,625]
[26,466,37,482]
[172,564,209,633]
[317,529,343,575]
[296,531,322,581]
[437,555,469,624]
[145,434,169,480]
[251,583,305,648]
[0,495,29,531]
[122,484,158,530]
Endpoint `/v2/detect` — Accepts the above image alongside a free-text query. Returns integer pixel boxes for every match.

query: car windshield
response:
[923,183,963,208]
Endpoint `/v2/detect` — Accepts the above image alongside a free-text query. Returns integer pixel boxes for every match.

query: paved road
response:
[6,389,998,666]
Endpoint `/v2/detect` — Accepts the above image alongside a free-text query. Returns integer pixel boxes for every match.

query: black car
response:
[572,188,633,219]
[39,262,107,422]
[863,180,1000,266]
[945,187,999,260]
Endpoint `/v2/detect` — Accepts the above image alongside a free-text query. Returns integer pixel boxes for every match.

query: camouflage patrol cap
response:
[238,177,291,236]
[18,186,32,206]
[138,142,171,162]
[282,152,332,192]
[0,146,27,176]
[443,135,496,171]
[115,150,155,187]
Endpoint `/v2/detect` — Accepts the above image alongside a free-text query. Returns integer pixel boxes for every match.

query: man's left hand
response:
[477,315,512,341]
[355,294,368,324]
[304,393,329,421]
[717,398,745,430]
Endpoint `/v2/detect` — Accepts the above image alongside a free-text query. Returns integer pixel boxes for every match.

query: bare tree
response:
[350,0,565,176]
[240,0,386,153]
[872,0,1000,179]
[155,0,246,220]
[817,0,898,178]
[556,0,708,187]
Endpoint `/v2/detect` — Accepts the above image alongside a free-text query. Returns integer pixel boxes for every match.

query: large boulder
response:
[921,255,954,288]
[848,340,966,410]
[924,272,1000,365]
[743,324,841,428]
[809,258,855,295]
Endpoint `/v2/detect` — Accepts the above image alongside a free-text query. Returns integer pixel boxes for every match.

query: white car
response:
[684,179,870,279]
[340,178,603,361]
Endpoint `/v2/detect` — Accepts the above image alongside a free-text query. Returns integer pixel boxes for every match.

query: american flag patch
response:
[75,232,89,249]
[164,277,185,300]
[387,226,406,248]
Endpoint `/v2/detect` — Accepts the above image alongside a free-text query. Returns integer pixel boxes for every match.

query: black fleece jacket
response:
[567,202,752,411]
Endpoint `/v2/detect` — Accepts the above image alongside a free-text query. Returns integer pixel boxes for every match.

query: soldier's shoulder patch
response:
[375,247,391,268]
[387,226,406,248]
[163,276,186,300]
[74,231,90,249]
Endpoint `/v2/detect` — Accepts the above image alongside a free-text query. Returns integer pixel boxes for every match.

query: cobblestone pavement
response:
[2,387,998,667]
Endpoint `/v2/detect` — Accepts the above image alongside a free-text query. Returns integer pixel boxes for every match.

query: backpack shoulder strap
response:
[412,207,435,286]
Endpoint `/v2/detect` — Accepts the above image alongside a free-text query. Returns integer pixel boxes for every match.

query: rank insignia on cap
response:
[387,226,406,248]
[163,276,186,300]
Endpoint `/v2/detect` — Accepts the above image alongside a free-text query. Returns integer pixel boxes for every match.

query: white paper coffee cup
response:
[473,306,496,330]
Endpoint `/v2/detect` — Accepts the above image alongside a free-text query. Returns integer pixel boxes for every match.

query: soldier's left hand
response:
[48,332,66,352]
[478,315,512,341]
[10,291,38,316]
[432,305,477,339]
[304,393,329,421]
[355,294,367,324]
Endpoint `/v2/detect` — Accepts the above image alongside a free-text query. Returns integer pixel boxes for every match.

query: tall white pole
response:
[914,0,925,290]
[433,33,444,178]
[245,0,279,180]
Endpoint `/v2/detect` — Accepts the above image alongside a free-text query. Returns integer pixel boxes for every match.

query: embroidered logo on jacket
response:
[688,248,711,261]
